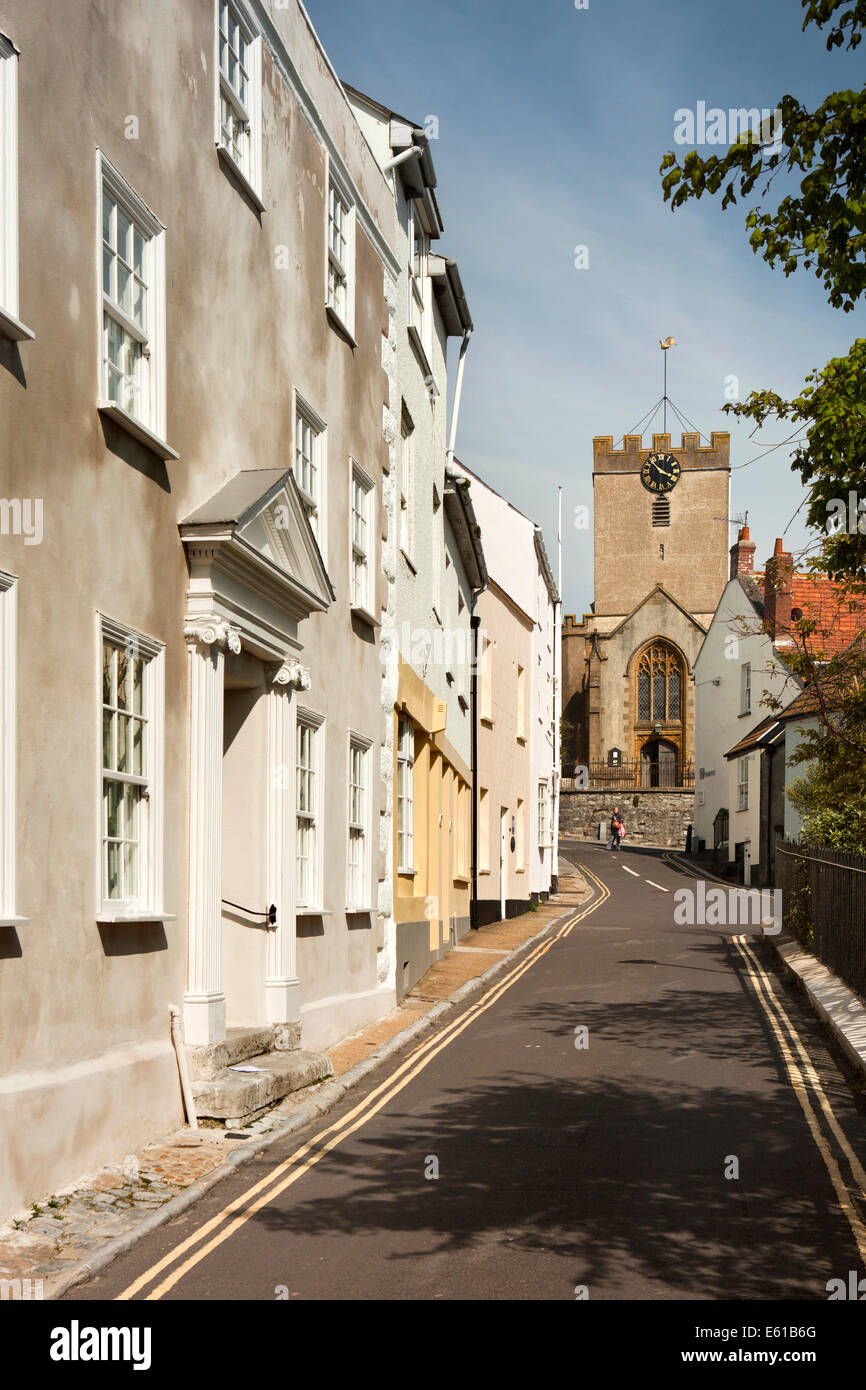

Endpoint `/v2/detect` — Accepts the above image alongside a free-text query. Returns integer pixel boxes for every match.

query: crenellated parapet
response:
[592,431,730,473]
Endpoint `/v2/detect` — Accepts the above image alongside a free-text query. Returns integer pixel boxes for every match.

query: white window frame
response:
[515,798,525,872]
[295,708,324,913]
[479,634,494,724]
[98,153,175,459]
[0,35,32,342]
[293,393,327,563]
[214,0,263,208]
[516,663,526,742]
[537,779,549,849]
[326,165,355,336]
[407,199,431,363]
[0,571,24,925]
[737,755,750,812]
[98,615,168,922]
[478,787,490,874]
[400,408,414,563]
[396,716,415,873]
[740,662,752,715]
[349,460,375,620]
[347,733,373,910]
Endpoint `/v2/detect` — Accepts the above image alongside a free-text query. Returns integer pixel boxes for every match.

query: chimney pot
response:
[764,542,793,639]
[729,525,756,580]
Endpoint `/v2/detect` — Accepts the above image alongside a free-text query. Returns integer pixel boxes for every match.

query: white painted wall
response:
[453,465,557,899]
[693,577,801,859]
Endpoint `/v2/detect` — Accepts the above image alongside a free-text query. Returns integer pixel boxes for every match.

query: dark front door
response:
[640,738,678,787]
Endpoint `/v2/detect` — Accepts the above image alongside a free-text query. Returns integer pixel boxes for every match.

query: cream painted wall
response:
[476,586,534,913]
[0,0,399,1215]
[458,465,558,903]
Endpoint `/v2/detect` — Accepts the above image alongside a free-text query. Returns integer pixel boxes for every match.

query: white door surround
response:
[500,807,507,922]
[179,470,332,1046]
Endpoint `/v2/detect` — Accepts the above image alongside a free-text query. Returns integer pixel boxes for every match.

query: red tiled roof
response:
[754,571,866,658]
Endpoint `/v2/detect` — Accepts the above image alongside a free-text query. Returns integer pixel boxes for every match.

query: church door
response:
[640,737,678,787]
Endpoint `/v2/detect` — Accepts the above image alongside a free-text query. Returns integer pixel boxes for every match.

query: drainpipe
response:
[446,328,473,466]
[470,607,480,930]
[169,1004,198,1131]
[382,146,420,175]
[552,486,562,892]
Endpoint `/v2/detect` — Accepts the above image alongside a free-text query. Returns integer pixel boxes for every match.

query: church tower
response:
[563,430,730,783]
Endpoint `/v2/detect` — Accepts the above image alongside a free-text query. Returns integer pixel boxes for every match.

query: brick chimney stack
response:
[729,525,756,580]
[763,537,793,640]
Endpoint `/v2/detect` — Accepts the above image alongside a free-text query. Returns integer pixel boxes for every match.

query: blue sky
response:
[307,0,865,614]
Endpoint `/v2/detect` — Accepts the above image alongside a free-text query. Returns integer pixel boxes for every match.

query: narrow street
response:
[71,845,866,1303]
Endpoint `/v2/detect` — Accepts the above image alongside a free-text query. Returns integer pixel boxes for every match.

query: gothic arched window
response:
[636,643,683,723]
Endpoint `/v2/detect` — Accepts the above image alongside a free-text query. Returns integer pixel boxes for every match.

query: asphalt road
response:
[71,841,866,1301]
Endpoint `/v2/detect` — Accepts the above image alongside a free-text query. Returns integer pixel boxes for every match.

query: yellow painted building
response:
[393,659,473,997]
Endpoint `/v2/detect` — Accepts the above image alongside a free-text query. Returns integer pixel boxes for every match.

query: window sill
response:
[97,909,178,923]
[400,548,417,575]
[325,304,357,346]
[398,867,417,878]
[351,604,379,629]
[98,404,179,461]
[296,907,332,917]
[453,875,470,886]
[738,710,752,719]
[0,915,29,927]
[0,305,35,342]
[516,735,527,745]
[216,144,266,213]
[479,868,491,877]
[480,716,494,729]
[346,905,375,915]
[407,323,435,383]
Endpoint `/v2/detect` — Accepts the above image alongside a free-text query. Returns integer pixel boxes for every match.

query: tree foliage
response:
[658,0,866,585]
[659,0,866,766]
[661,1,866,311]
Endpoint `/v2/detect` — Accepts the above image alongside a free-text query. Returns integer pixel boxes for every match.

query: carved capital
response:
[268,658,311,691]
[184,618,242,654]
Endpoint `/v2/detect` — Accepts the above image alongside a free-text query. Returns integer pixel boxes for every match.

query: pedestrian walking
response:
[607,807,624,851]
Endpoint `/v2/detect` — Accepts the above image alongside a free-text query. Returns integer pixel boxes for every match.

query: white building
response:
[452,463,559,921]
[344,87,483,996]
[693,529,802,877]
[694,527,866,879]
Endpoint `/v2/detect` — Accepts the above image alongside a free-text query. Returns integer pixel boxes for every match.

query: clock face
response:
[641,451,681,494]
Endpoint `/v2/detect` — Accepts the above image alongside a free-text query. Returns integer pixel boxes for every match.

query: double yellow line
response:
[731,934,866,1264]
[662,853,866,1260]
[119,869,610,1300]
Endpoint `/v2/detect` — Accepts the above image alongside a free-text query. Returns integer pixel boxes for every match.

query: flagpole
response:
[552,486,562,889]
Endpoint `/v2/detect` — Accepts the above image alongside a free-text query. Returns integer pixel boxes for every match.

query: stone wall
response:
[560,788,694,849]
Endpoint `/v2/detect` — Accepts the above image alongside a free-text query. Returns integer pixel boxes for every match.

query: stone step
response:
[192,1049,333,1123]
[188,1027,276,1081]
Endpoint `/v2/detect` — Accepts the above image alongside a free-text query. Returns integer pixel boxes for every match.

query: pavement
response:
[58,840,866,1301]
[0,869,589,1298]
